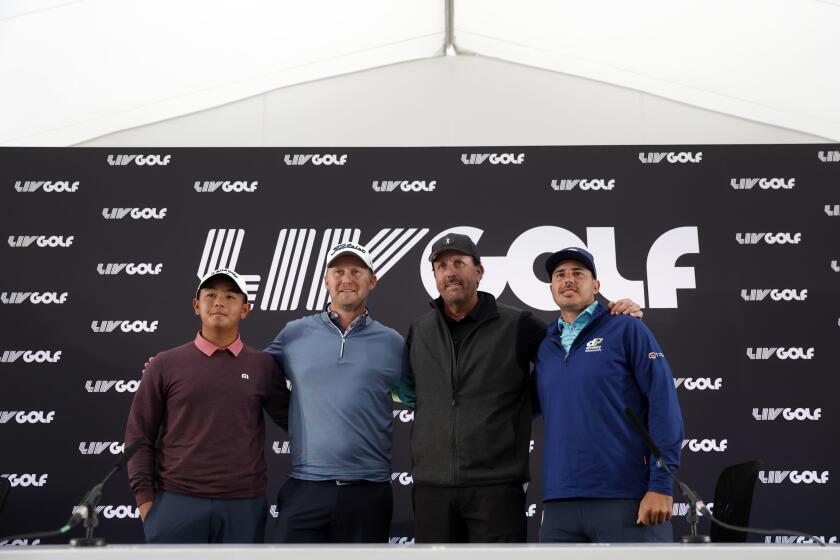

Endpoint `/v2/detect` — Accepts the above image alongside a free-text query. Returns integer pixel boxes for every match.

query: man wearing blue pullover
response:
[265,242,407,543]
[535,247,684,543]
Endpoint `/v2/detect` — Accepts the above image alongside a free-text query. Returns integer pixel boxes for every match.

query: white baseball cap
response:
[195,268,249,299]
[326,242,374,272]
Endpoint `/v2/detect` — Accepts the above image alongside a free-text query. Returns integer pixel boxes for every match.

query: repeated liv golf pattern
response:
[1,146,838,545]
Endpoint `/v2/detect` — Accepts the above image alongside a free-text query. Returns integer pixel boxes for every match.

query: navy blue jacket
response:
[535,302,683,501]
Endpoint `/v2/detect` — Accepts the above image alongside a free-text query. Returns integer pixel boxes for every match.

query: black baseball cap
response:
[428,233,480,263]
[545,247,596,280]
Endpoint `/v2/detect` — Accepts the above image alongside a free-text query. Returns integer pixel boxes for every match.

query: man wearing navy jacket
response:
[534,247,684,543]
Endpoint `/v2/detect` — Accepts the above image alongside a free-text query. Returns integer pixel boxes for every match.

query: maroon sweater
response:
[125,335,289,505]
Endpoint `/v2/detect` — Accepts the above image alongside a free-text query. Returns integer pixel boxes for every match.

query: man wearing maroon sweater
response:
[125,268,290,543]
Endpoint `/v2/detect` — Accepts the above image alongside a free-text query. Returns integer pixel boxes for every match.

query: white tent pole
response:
[445,0,457,55]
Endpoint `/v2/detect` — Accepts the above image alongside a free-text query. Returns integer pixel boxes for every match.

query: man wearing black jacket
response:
[401,234,640,543]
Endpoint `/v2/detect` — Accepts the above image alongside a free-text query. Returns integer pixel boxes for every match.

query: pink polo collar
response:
[194,332,244,357]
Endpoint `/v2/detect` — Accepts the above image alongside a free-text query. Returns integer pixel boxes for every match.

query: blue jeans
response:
[540,499,673,543]
[143,490,267,543]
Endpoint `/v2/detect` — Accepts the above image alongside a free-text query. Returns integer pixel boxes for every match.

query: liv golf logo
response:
[741,289,807,302]
[735,233,801,245]
[14,180,78,193]
[638,151,702,164]
[746,347,814,360]
[284,154,347,166]
[371,180,436,192]
[107,154,171,166]
[8,235,73,248]
[759,470,829,484]
[730,178,795,190]
[461,153,525,165]
[550,179,615,191]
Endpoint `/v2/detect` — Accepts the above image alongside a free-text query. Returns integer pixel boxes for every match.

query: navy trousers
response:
[540,499,673,543]
[143,490,267,543]
[273,477,392,543]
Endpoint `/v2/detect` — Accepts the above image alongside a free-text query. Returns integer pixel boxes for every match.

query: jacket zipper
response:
[445,317,459,485]
[438,310,494,486]
[326,319,348,359]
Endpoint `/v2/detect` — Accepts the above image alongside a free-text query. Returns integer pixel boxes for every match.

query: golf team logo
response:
[7,236,74,248]
[752,408,821,421]
[818,150,840,162]
[740,289,807,302]
[746,347,814,360]
[730,178,795,190]
[759,470,829,484]
[79,442,125,455]
[272,441,291,454]
[584,338,603,352]
[85,380,140,393]
[1,474,48,488]
[735,233,801,245]
[638,151,702,164]
[826,205,840,216]
[107,154,171,166]
[0,411,55,424]
[682,439,728,452]
[193,181,258,193]
[102,208,167,220]
[0,350,61,363]
[284,154,348,166]
[461,153,525,165]
[674,378,722,391]
[550,179,615,191]
[97,263,163,276]
[371,180,436,192]
[0,292,68,304]
[14,180,79,193]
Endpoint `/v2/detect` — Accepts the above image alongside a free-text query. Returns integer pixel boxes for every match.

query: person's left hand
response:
[636,491,673,525]
[607,299,643,319]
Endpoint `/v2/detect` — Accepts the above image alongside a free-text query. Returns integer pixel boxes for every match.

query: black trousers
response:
[413,483,527,543]
[273,477,392,543]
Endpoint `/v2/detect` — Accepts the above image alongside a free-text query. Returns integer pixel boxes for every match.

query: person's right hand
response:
[138,501,153,522]
[143,356,155,370]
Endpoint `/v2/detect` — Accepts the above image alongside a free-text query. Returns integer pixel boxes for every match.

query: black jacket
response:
[407,292,546,486]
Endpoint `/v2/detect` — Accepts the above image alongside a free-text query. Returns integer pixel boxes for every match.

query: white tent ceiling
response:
[1,0,838,146]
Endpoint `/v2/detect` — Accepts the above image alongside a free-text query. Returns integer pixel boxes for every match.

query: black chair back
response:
[709,460,762,543]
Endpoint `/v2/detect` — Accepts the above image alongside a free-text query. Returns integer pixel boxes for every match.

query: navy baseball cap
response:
[428,233,480,263]
[545,247,596,280]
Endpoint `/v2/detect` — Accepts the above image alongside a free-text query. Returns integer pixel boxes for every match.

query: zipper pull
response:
[339,335,346,358]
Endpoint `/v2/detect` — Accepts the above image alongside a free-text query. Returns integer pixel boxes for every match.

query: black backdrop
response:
[1,145,838,546]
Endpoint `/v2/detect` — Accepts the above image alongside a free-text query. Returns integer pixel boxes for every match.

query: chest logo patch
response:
[241,373,250,380]
[585,338,603,353]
